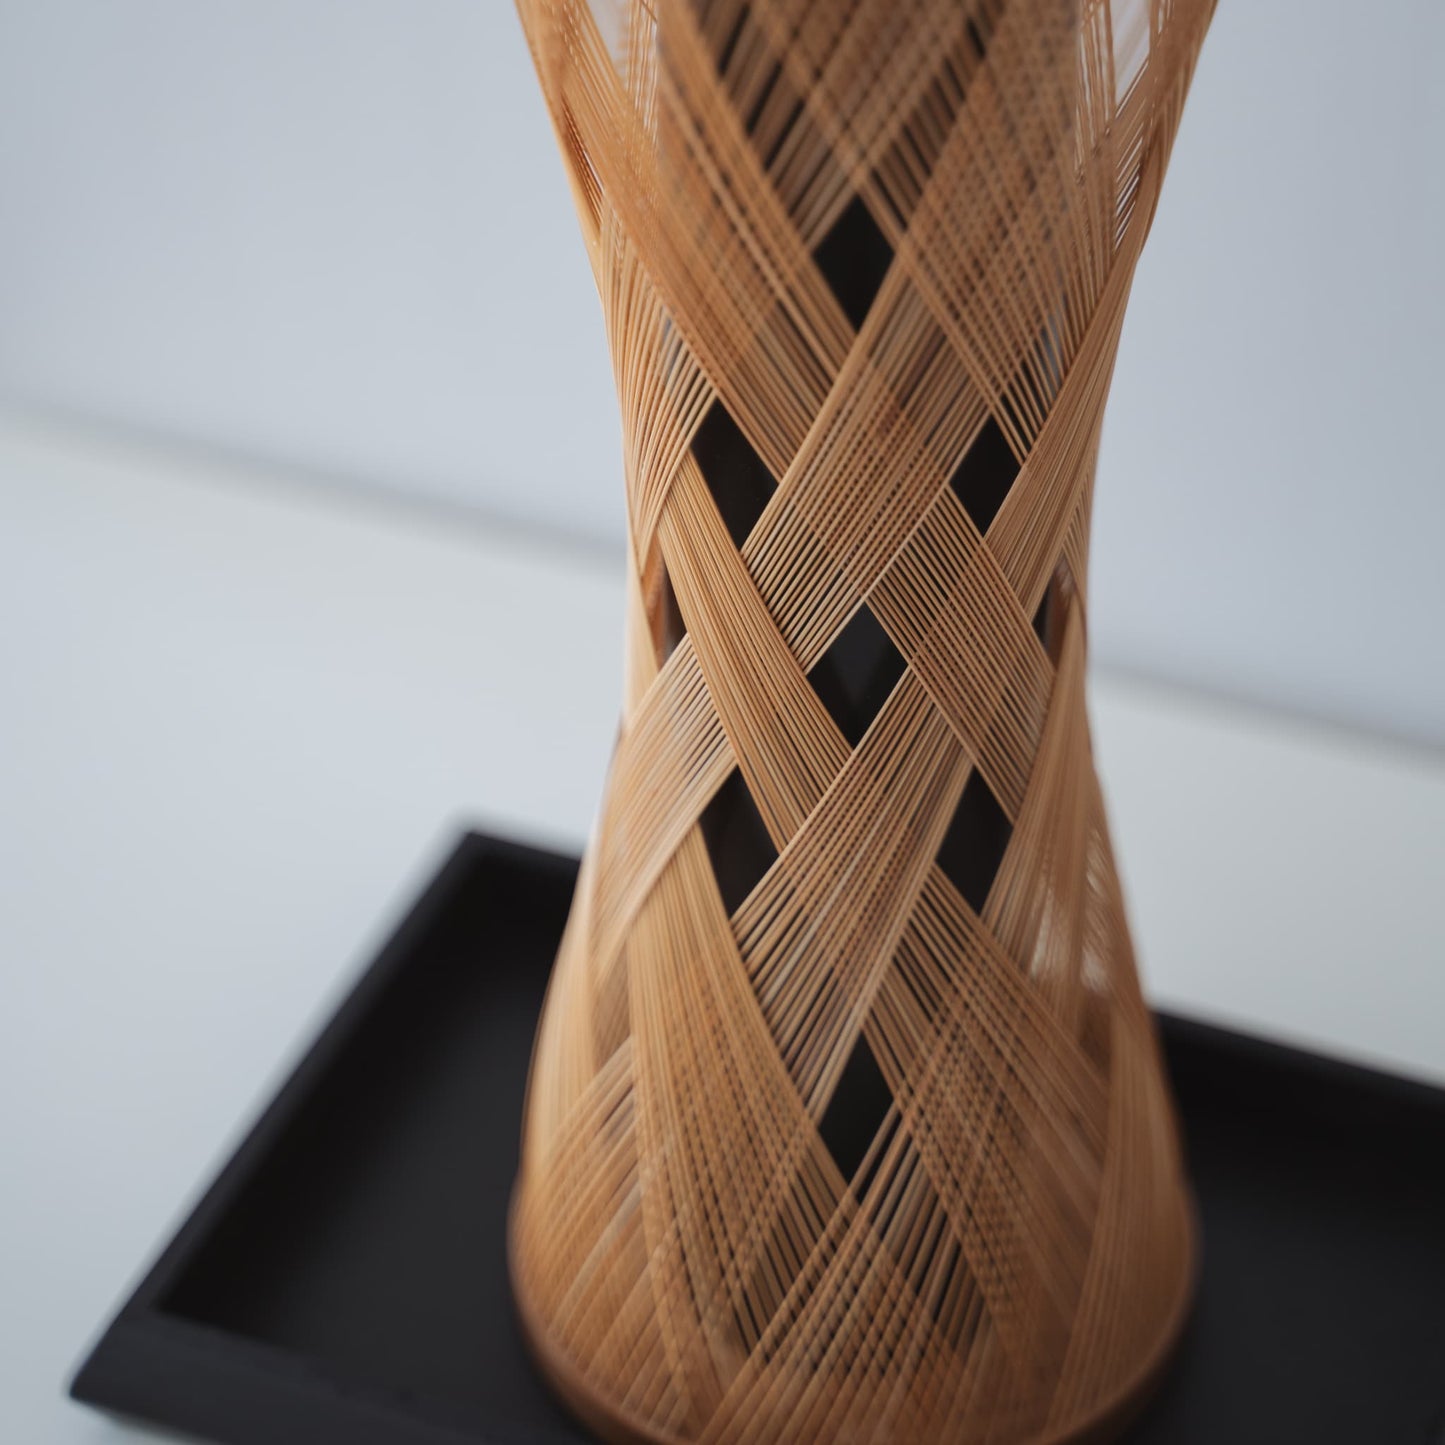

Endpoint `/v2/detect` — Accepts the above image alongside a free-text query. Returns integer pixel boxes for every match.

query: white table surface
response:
[3,414,1442,1443]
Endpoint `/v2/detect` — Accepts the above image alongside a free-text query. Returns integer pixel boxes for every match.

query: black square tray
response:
[70,832,1445,1444]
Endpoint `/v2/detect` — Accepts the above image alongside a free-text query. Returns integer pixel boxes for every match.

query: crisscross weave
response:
[509,2,1215,1440]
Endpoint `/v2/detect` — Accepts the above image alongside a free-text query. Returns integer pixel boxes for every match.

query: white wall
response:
[2,1,1442,747]
[0,1,623,541]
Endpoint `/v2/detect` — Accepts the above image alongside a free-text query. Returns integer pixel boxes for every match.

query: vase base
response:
[510,1195,1200,1445]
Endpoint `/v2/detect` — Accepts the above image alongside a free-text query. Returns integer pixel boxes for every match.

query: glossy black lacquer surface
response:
[72,833,1445,1445]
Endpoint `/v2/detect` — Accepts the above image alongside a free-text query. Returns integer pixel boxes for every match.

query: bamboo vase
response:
[509,1,1216,1440]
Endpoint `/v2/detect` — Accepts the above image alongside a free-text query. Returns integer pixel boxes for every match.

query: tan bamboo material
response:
[508,1,1216,1440]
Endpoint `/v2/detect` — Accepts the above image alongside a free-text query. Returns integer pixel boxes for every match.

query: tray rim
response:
[71,831,585,1445]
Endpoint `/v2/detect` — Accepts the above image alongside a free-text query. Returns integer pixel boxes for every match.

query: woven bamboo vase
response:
[509,2,1215,1440]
